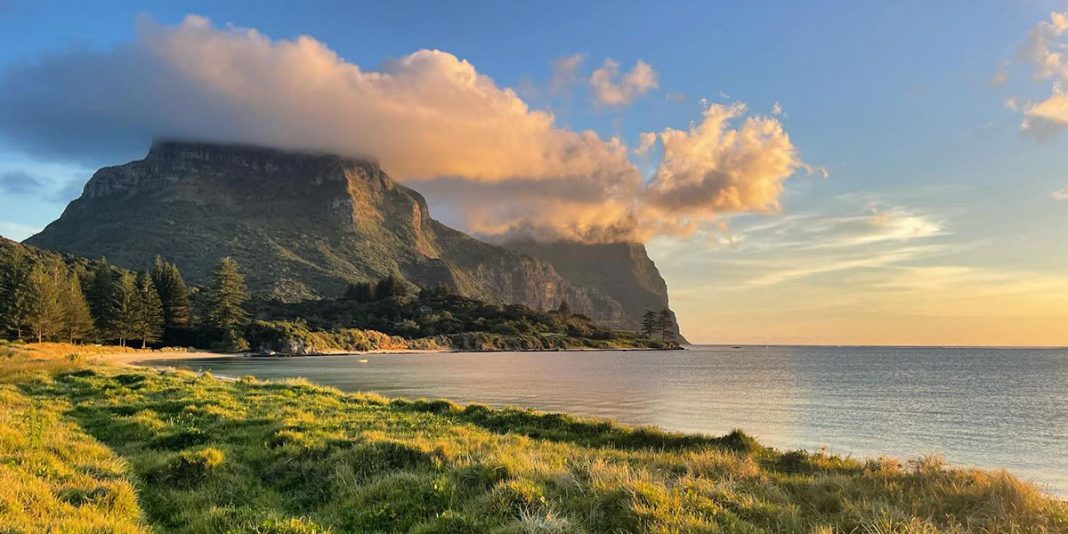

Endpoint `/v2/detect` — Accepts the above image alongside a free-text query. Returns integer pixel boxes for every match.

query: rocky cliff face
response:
[27,141,681,331]
[503,241,686,341]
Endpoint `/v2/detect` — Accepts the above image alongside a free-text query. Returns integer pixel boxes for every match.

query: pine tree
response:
[641,310,658,338]
[85,262,116,335]
[25,265,65,343]
[151,257,191,328]
[0,254,34,340]
[557,300,572,317]
[658,309,675,342]
[132,271,164,348]
[207,257,249,351]
[104,272,138,347]
[59,271,95,343]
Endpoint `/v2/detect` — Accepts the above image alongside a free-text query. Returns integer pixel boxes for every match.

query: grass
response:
[1,344,1065,533]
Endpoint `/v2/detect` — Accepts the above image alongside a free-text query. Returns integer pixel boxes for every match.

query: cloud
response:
[1053,183,1068,200]
[549,53,585,95]
[589,59,658,107]
[650,199,949,289]
[0,171,44,195]
[0,222,43,241]
[1004,11,1068,137]
[0,15,638,187]
[638,103,805,237]
[0,15,808,244]
[991,62,1010,85]
[1021,84,1068,137]
[633,132,657,156]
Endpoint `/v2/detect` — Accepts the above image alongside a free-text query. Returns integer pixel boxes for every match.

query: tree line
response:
[641,309,676,341]
[0,248,250,351]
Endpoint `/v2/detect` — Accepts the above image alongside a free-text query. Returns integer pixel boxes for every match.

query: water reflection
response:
[146,345,1068,496]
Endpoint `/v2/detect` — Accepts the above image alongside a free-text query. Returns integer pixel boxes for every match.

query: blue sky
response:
[2,1,1067,344]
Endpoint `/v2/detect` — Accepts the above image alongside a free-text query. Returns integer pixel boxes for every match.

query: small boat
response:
[357,358,369,363]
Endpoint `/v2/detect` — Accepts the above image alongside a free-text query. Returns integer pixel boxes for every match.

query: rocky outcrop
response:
[27,141,641,326]
[503,241,686,341]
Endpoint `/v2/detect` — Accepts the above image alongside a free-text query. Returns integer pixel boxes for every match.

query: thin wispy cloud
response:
[650,198,951,292]
[549,53,585,95]
[0,222,42,241]
[0,171,44,195]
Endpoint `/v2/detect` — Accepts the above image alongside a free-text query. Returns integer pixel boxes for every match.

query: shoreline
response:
[118,344,686,367]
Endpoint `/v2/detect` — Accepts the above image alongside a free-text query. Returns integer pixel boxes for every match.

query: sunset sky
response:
[2,1,1067,345]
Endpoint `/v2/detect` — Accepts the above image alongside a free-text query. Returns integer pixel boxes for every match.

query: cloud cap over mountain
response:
[0,15,809,243]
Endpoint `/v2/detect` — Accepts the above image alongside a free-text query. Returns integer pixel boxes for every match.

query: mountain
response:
[26,141,680,331]
[502,241,685,342]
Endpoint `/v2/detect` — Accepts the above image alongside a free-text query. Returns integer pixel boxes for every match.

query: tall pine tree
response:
[207,257,249,351]
[85,263,116,336]
[59,271,95,343]
[641,310,658,338]
[151,257,191,329]
[0,254,34,340]
[26,265,65,343]
[105,272,138,347]
[132,271,164,348]
[658,309,675,342]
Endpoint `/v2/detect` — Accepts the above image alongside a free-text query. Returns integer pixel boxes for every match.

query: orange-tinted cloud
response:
[1004,11,1068,137]
[638,103,805,238]
[589,59,658,107]
[0,15,811,244]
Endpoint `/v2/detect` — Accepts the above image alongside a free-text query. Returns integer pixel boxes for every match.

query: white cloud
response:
[1053,183,1068,200]
[589,59,658,107]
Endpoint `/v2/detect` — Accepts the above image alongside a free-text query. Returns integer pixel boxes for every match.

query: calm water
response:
[144,346,1068,497]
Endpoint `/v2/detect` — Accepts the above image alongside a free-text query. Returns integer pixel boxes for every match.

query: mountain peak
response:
[26,141,681,330]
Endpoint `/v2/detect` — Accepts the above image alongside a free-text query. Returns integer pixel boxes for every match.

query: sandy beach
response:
[101,350,235,367]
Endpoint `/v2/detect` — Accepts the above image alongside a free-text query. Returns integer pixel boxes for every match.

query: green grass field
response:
[1,348,1065,533]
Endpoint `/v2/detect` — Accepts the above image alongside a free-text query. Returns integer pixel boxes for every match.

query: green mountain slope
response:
[25,141,681,330]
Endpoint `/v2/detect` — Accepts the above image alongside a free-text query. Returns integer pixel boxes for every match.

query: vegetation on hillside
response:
[0,239,672,354]
[1,346,1064,533]
[248,279,675,352]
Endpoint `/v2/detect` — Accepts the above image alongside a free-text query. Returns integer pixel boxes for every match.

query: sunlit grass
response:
[1,344,1065,532]
[0,383,146,533]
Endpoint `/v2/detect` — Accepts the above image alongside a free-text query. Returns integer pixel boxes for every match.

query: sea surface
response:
[145,345,1068,497]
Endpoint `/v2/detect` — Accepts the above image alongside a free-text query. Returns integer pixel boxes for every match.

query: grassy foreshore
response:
[1,344,1065,533]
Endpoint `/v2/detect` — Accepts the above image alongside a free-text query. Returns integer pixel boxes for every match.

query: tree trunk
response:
[141,338,147,349]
